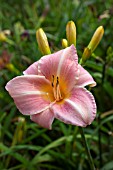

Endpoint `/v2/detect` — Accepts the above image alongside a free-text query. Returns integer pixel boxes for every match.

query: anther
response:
[52,82,54,87]
[56,76,59,86]
[52,75,54,79]
[52,75,54,87]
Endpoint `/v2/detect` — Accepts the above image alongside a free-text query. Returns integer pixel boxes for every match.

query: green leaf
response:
[101,161,113,170]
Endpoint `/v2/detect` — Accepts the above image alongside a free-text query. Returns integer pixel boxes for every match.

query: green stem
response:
[79,58,83,65]
[80,127,95,170]
[71,126,79,159]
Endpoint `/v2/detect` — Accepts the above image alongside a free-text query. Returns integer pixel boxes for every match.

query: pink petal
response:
[30,109,54,129]
[23,61,38,75]
[52,87,96,127]
[39,45,79,92]
[5,75,52,115]
[39,45,78,79]
[76,65,96,87]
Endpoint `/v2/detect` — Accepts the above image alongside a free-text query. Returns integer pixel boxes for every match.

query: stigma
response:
[52,75,63,101]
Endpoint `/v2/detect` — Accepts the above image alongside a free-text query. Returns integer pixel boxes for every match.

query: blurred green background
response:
[0,0,113,169]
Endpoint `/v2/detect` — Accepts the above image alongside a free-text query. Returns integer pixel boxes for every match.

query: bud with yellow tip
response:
[88,26,104,53]
[36,28,51,55]
[0,32,7,42]
[5,63,20,74]
[81,26,104,64]
[17,117,26,143]
[11,117,26,145]
[0,31,14,45]
[66,21,76,46]
[62,39,68,48]
[81,47,92,64]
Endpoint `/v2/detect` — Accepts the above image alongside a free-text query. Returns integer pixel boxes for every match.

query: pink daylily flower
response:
[5,45,96,129]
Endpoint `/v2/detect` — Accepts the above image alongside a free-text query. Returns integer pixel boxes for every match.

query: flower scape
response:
[5,45,96,129]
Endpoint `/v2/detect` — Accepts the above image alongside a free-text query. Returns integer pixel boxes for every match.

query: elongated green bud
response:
[88,26,104,52]
[62,39,68,48]
[66,21,76,46]
[36,28,51,55]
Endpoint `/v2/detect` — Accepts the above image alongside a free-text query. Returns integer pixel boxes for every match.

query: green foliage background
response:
[0,0,113,169]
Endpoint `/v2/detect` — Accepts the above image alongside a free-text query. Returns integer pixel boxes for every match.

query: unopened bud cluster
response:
[36,21,104,64]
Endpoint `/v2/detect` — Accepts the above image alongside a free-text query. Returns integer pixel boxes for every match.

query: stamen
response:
[56,76,59,85]
[56,79,62,101]
[56,85,61,101]
[52,75,56,99]
[51,75,62,101]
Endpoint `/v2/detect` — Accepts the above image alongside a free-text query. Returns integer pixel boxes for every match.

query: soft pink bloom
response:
[5,45,96,129]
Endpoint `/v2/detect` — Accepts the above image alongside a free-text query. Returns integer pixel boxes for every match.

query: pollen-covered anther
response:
[51,75,62,101]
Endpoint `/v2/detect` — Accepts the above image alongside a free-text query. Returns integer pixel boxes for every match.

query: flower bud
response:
[36,28,51,55]
[17,117,26,143]
[82,47,92,63]
[0,31,14,45]
[0,32,7,42]
[66,21,76,46]
[62,39,68,48]
[6,63,20,74]
[88,26,104,52]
